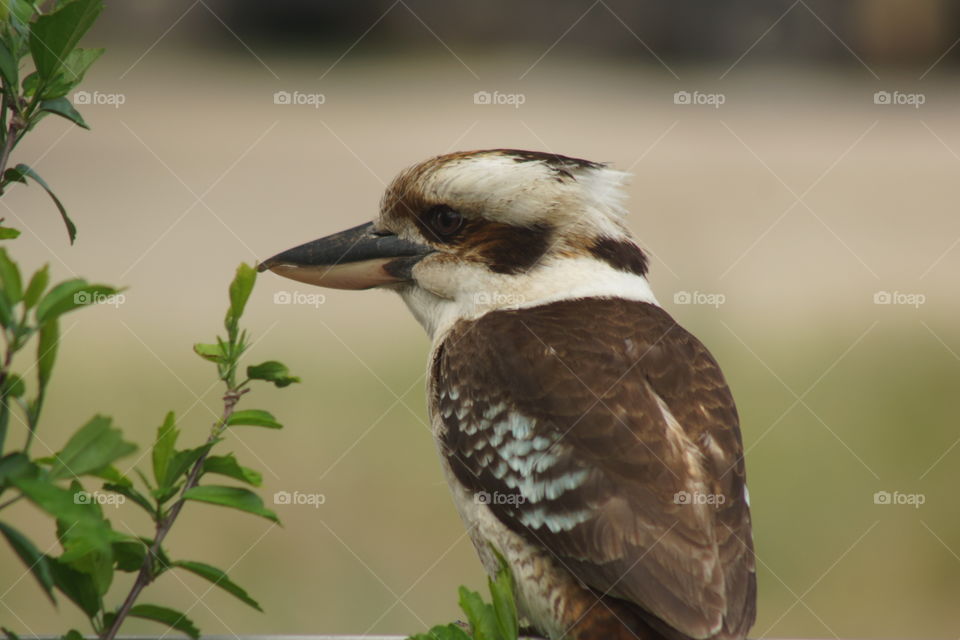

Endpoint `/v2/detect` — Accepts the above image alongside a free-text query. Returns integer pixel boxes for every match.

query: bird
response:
[258,149,756,640]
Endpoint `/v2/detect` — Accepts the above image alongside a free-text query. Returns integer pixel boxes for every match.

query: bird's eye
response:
[427,205,464,239]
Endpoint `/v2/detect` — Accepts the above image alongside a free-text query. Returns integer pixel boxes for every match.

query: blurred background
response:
[2,0,960,637]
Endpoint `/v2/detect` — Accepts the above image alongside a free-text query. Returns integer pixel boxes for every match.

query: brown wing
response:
[433,298,755,640]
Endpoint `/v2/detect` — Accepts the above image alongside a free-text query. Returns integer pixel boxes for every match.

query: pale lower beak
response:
[257,222,433,290]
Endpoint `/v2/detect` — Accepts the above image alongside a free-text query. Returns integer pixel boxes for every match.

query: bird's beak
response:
[257,222,433,290]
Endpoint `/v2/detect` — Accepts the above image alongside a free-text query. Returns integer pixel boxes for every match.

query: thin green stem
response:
[0,121,20,186]
[99,384,249,640]
[0,331,14,454]
[0,90,8,154]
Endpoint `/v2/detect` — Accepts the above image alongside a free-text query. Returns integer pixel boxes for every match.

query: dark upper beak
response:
[257,222,433,290]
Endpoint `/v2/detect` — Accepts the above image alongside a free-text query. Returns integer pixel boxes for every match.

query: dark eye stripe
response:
[588,237,648,277]
[472,222,553,275]
[410,200,554,275]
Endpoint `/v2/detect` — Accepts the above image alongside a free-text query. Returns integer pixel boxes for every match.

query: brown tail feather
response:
[565,593,694,640]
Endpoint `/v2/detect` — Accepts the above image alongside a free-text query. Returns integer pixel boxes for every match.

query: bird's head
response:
[259,149,657,339]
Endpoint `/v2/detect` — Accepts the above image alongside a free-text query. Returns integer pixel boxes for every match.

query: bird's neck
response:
[397,256,660,344]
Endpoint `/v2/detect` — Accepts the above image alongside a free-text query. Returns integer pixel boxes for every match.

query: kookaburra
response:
[259,150,756,640]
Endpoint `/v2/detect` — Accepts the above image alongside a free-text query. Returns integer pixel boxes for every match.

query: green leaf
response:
[173,560,262,611]
[112,537,146,572]
[159,441,215,492]
[37,318,58,392]
[113,537,174,577]
[458,585,498,640]
[49,415,137,480]
[104,482,153,515]
[24,264,49,310]
[225,262,256,333]
[0,452,38,486]
[6,0,32,28]
[92,464,131,487]
[489,552,518,640]
[40,47,104,99]
[35,279,119,324]
[128,603,199,640]
[246,360,300,388]
[2,169,26,189]
[227,409,282,429]
[192,342,224,363]
[182,485,278,523]
[3,373,25,398]
[61,629,84,640]
[202,454,262,486]
[39,96,88,128]
[0,521,55,603]
[8,164,76,244]
[0,228,20,240]
[0,290,12,328]
[2,628,21,640]
[0,248,22,304]
[150,484,180,505]
[20,71,38,98]
[12,477,106,523]
[49,558,99,618]
[151,411,177,487]
[408,625,473,640]
[28,0,103,81]
[47,481,115,596]
[0,38,18,93]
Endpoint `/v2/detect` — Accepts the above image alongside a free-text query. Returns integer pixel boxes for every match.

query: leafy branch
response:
[0,3,300,639]
[100,264,294,640]
[0,260,298,640]
[0,0,105,243]
[409,550,524,640]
